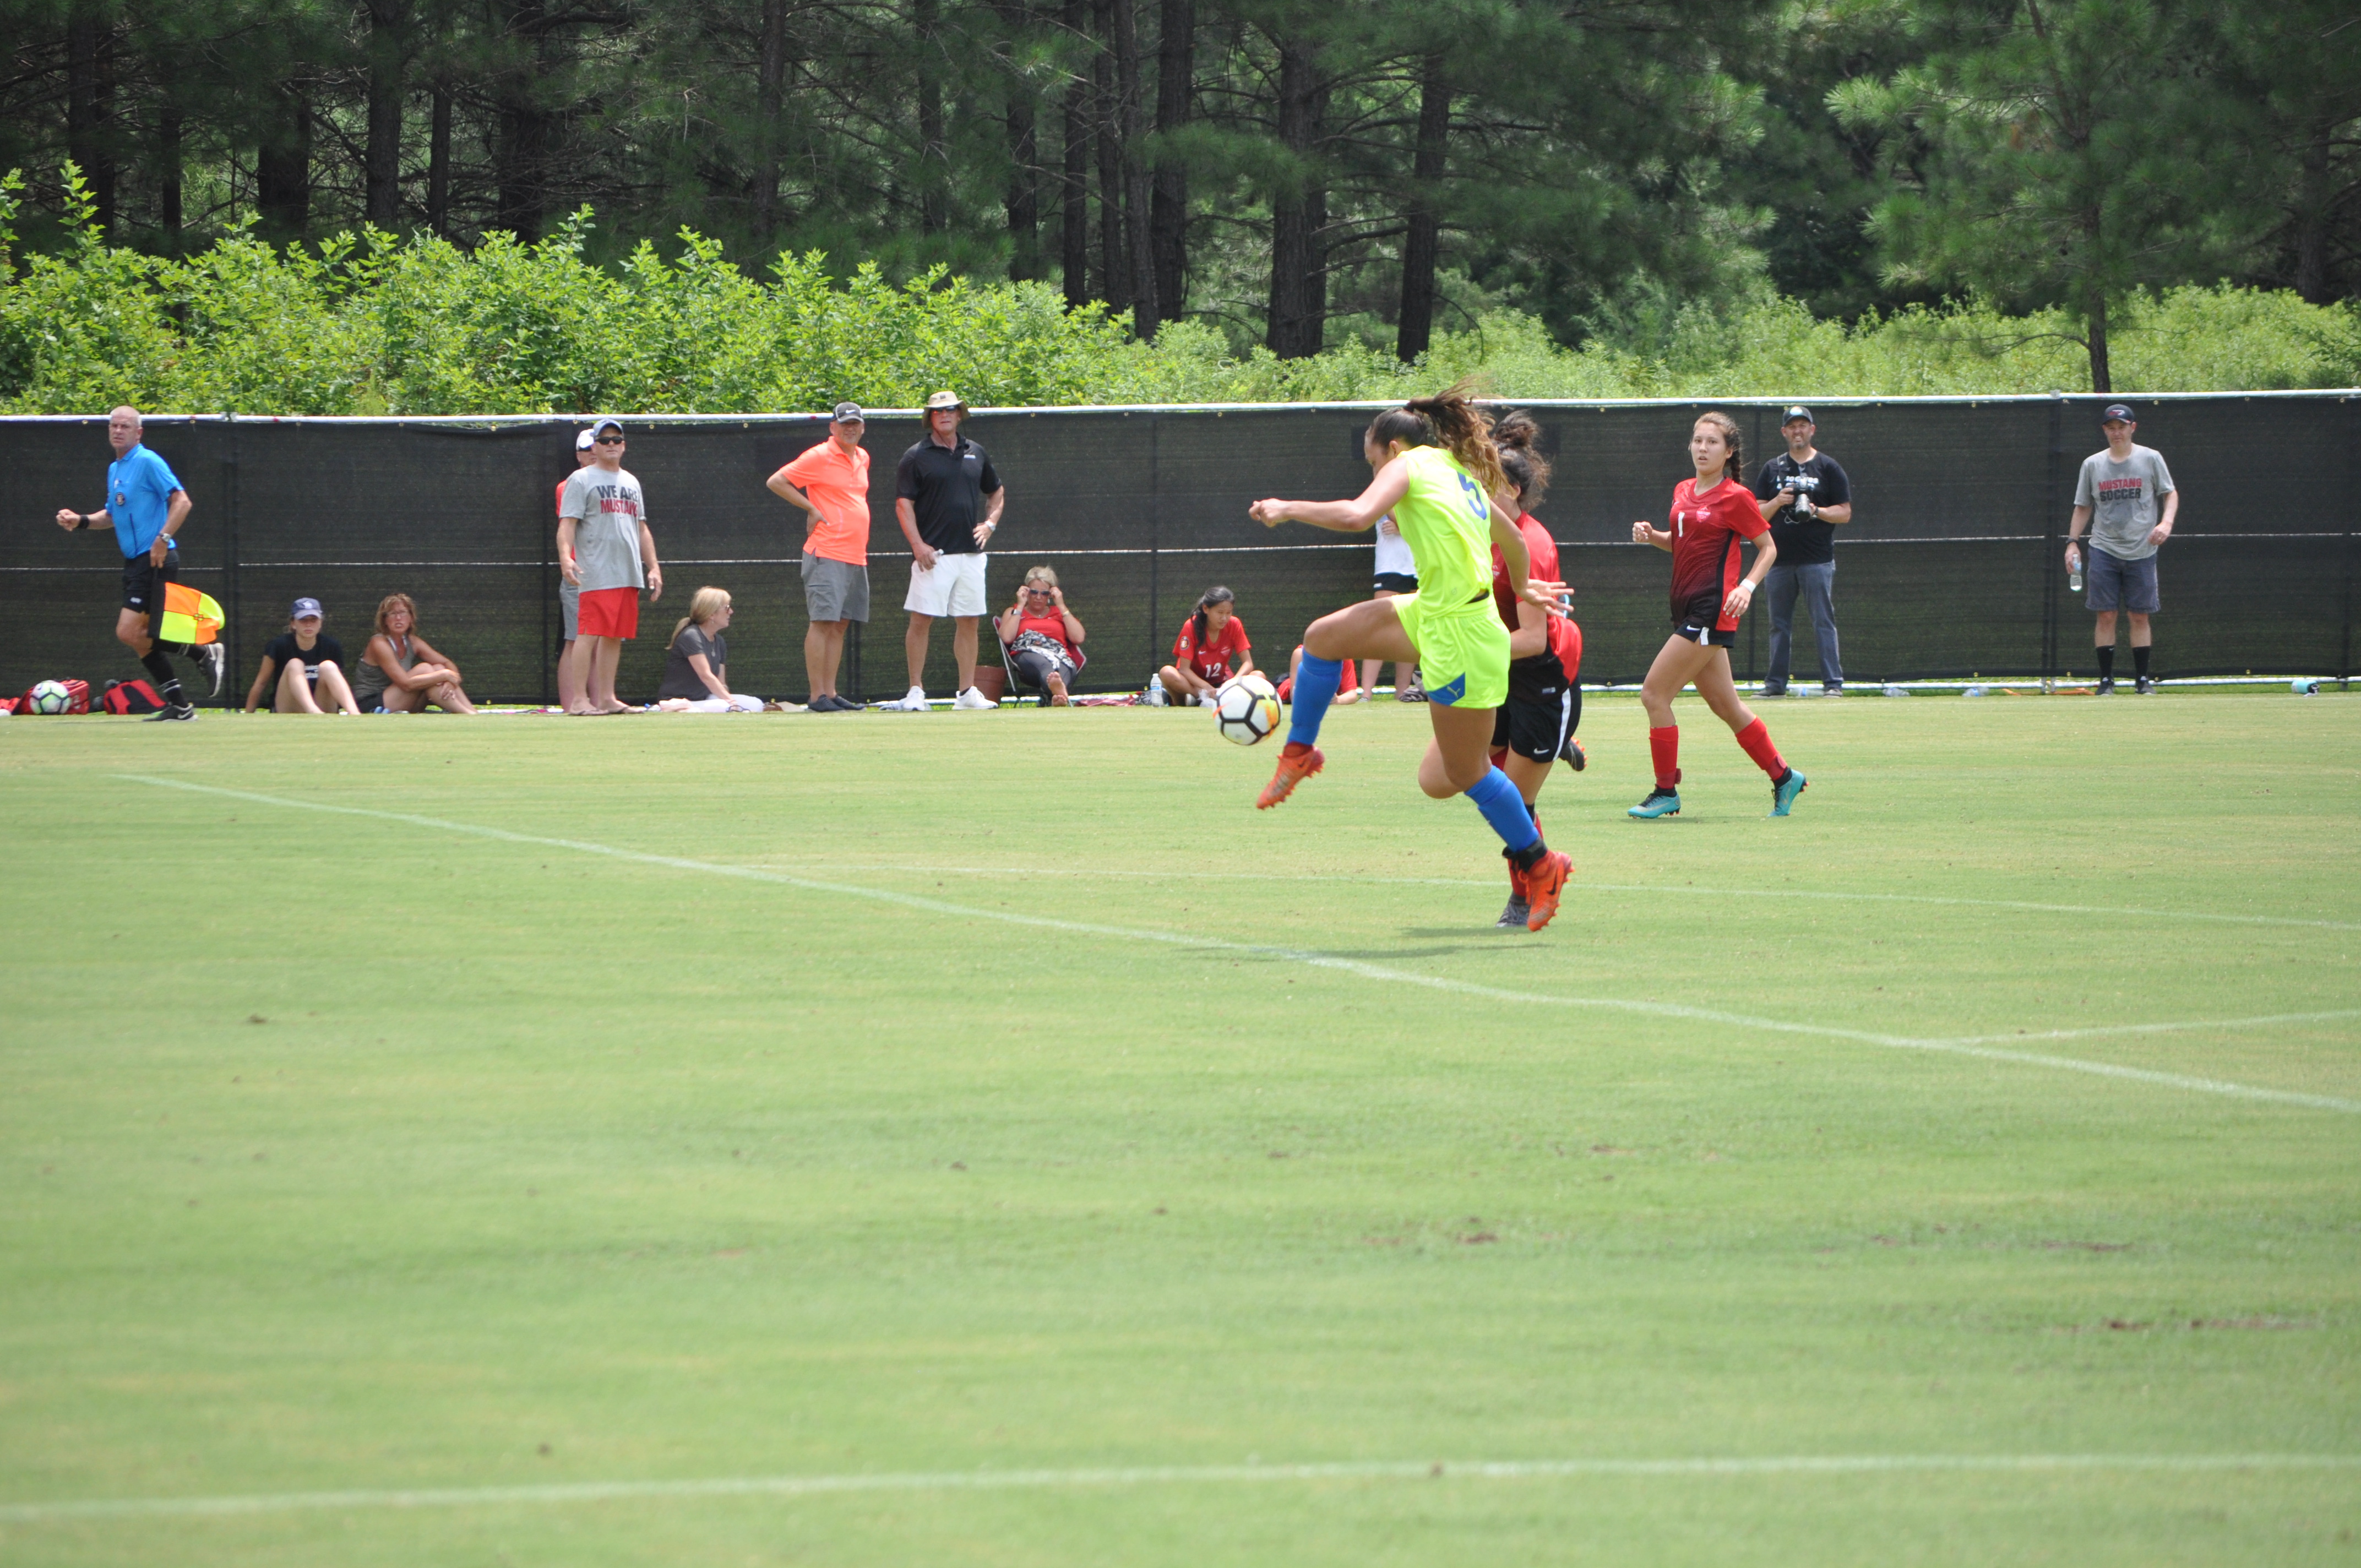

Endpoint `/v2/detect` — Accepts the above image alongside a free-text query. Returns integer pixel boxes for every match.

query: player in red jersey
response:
[1484,412,1586,928]
[1627,411,1805,819]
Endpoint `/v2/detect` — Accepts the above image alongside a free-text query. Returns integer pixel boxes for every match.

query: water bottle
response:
[2069,558,2083,594]
[1144,677,1167,706]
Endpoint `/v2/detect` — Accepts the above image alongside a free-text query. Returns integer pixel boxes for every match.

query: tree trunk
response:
[65,2,114,236]
[1149,0,1190,325]
[2085,286,2110,395]
[914,0,948,234]
[755,0,790,233]
[1005,93,1041,280]
[427,81,453,237]
[1265,36,1326,359]
[365,0,410,229]
[257,89,312,239]
[1112,0,1156,337]
[2292,119,2333,304]
[1092,0,1129,312]
[1060,0,1091,305]
[1395,51,1450,362]
[494,2,557,241]
[160,106,183,247]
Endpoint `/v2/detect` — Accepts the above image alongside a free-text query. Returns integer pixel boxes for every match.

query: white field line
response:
[6,1451,2357,1525]
[744,860,2361,934]
[117,776,2361,1115]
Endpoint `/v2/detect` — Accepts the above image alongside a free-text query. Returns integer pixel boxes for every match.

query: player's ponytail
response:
[1694,410,1743,488]
[1493,409,1551,508]
[1367,380,1507,499]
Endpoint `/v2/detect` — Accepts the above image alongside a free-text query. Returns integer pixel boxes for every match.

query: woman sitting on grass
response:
[241,596,361,715]
[655,587,764,712]
[353,594,475,714]
[1158,586,1254,706]
[995,565,1086,705]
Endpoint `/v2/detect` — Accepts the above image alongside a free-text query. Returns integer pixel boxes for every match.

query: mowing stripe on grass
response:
[116,776,2361,1115]
[6,1452,2356,1523]
[755,861,2361,934]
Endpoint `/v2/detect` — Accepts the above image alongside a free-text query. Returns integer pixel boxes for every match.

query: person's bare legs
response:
[807,618,847,699]
[315,661,362,715]
[2125,610,2151,651]
[1045,671,1069,706]
[1160,665,1215,702]
[114,607,153,658]
[2093,608,2118,656]
[1414,701,1504,799]
[556,638,582,712]
[591,638,626,712]
[273,662,327,714]
[1502,753,1553,804]
[1638,635,1719,729]
[1690,650,1757,735]
[1302,597,1419,666]
[566,637,601,714]
[425,677,477,715]
[952,616,980,693]
[905,613,933,689]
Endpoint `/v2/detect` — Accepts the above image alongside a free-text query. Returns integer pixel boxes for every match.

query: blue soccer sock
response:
[1286,654,1344,747]
[1466,766,1539,853]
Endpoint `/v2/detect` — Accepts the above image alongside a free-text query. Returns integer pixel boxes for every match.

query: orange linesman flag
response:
[158,581,225,646]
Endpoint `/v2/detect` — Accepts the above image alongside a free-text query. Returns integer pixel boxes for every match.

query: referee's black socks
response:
[2096,646,2115,680]
[139,649,186,704]
[2132,645,2151,679]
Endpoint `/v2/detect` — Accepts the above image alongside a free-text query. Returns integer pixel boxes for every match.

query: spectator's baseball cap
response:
[1781,405,1813,424]
[923,390,965,412]
[290,596,323,620]
[575,427,598,451]
[589,417,625,442]
[832,401,864,422]
[2100,402,2136,423]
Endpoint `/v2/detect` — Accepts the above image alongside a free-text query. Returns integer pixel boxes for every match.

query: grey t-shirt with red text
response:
[2074,445,2174,562]
[561,466,650,591]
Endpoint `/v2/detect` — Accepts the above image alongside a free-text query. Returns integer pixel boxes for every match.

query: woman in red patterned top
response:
[1157,586,1256,706]
[994,564,1086,705]
[1626,412,1805,819]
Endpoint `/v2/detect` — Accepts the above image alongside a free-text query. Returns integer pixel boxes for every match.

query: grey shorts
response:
[803,555,870,623]
[560,579,580,641]
[2087,547,2159,614]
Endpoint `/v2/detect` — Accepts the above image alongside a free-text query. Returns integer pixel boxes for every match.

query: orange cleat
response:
[1521,848,1574,931]
[1256,743,1325,809]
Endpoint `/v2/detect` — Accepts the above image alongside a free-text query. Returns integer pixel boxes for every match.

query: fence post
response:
[2343,394,2355,689]
[2042,394,2063,685]
[1146,411,1161,687]
[222,413,242,707]
[546,418,565,708]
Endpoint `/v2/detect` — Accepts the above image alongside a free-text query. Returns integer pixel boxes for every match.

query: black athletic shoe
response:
[2094,676,2115,695]
[1560,734,1587,770]
[2135,676,2155,695]
[145,702,197,722]
[192,642,226,699]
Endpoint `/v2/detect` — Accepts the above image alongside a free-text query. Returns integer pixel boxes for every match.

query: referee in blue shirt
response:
[53,406,222,719]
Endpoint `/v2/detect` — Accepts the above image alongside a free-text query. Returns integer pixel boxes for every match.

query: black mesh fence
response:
[5,393,2353,704]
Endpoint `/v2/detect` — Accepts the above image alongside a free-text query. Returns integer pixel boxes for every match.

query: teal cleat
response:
[1627,787,1681,819]
[1770,767,1807,816]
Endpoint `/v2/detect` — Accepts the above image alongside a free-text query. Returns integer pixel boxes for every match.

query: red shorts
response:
[578,586,640,639]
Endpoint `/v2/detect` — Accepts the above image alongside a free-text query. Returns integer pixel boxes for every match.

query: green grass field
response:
[3,692,2357,1566]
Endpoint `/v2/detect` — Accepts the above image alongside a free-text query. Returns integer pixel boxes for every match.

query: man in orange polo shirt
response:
[768,402,873,711]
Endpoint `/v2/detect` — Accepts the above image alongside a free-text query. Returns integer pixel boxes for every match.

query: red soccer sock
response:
[1734,717,1786,778]
[1649,725,1681,790]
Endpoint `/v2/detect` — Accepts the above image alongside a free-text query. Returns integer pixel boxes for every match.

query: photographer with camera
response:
[1751,405,1853,696]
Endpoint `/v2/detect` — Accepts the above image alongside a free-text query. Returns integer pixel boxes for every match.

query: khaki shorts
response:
[904,551,988,617]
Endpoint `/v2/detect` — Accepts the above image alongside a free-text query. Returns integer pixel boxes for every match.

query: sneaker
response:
[1627,787,1680,819]
[2135,676,2155,695]
[886,686,929,711]
[953,687,996,710]
[1820,683,1843,698]
[1495,895,1531,930]
[1256,743,1324,809]
[1758,684,1787,698]
[1560,734,1587,771]
[1396,669,1427,703]
[145,701,197,722]
[192,642,226,699]
[2094,677,2115,695]
[1771,767,1807,817]
[1521,850,1574,932]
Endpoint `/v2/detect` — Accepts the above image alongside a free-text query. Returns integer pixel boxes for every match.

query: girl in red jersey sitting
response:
[1626,411,1805,819]
[1158,586,1256,706]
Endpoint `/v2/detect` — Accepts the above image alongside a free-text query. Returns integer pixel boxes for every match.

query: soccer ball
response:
[1214,674,1281,746]
[28,680,70,715]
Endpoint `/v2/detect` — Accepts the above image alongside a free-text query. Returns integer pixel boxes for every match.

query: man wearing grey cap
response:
[558,417,663,714]
[554,426,598,712]
[769,402,873,710]
[2067,402,2177,694]
[1751,405,1853,696]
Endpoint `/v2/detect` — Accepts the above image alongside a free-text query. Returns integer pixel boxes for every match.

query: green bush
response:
[2,169,2353,415]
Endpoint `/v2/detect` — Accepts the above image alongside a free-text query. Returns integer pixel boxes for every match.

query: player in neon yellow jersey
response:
[1248,386,1578,932]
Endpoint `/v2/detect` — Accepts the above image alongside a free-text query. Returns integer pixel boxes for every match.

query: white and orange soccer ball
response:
[1214,674,1281,745]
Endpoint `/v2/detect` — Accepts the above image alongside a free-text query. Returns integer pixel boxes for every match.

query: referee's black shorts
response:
[121,551,176,617]
[1491,653,1580,763]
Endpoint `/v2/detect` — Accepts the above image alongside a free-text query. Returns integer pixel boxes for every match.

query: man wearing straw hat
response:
[885,390,1005,710]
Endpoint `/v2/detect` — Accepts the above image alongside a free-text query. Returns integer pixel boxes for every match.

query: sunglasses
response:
[595,434,624,444]
[1026,586,1055,596]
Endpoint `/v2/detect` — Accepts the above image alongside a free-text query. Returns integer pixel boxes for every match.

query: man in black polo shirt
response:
[1751,405,1853,696]
[885,389,1007,710]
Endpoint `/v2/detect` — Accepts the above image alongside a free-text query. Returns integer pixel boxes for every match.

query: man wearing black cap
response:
[1751,405,1853,696]
[2067,403,2177,694]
